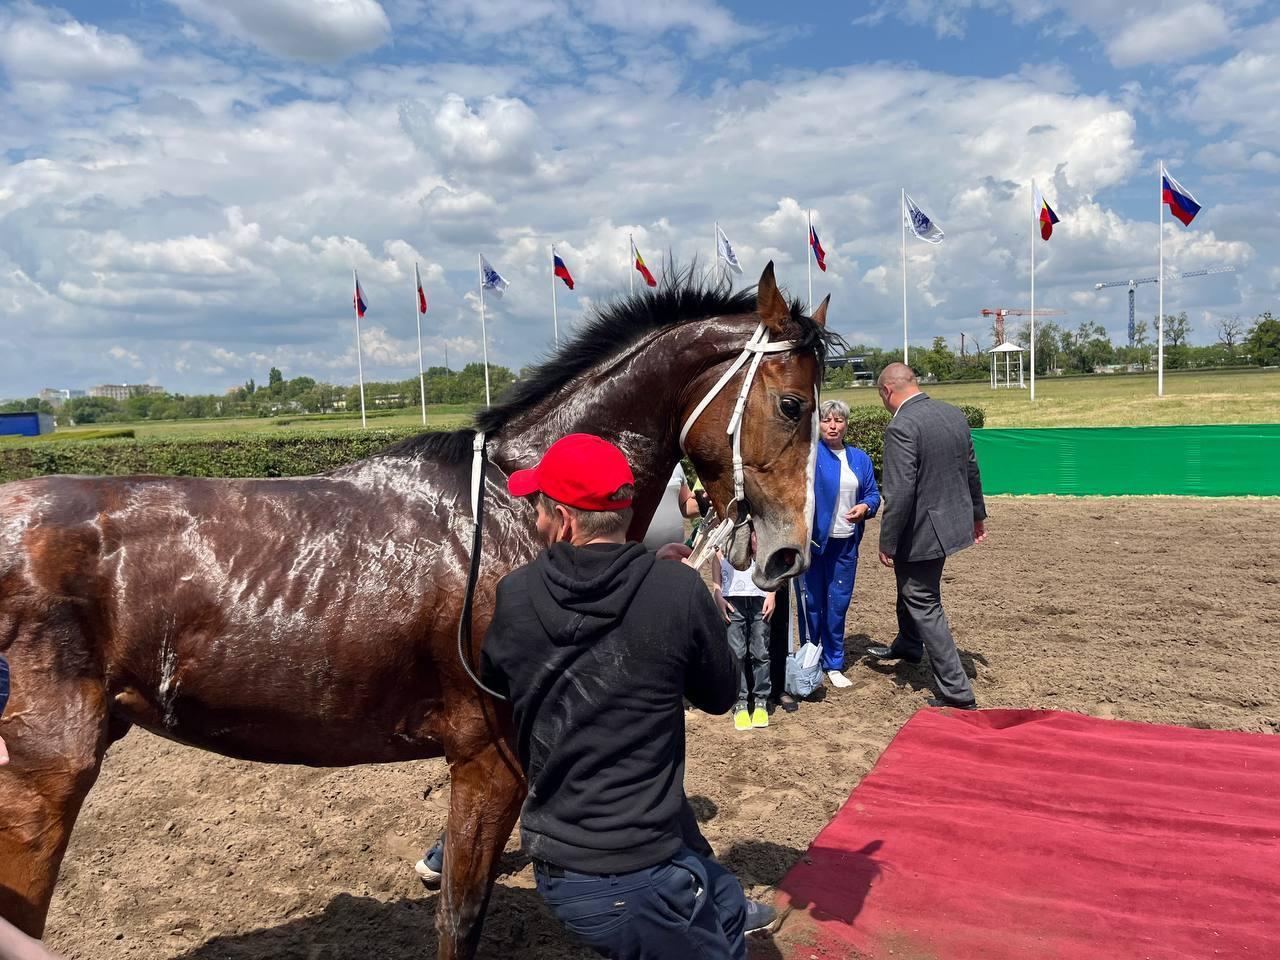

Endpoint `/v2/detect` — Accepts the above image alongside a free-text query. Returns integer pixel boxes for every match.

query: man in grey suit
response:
[866,363,987,709]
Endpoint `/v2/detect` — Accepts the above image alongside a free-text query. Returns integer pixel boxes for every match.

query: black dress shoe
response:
[926,696,977,710]
[865,644,923,666]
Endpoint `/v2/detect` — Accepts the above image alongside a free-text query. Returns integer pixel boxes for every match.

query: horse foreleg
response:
[0,675,110,938]
[435,738,524,960]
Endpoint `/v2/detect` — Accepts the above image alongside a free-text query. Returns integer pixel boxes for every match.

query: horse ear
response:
[811,294,830,328]
[756,261,790,334]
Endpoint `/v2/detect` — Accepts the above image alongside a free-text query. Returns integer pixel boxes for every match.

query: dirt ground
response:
[42,496,1280,960]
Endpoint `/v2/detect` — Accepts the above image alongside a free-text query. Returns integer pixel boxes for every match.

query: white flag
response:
[480,255,509,298]
[904,193,945,244]
[716,224,743,274]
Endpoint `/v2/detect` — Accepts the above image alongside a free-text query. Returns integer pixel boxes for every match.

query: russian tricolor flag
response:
[553,252,575,290]
[1162,166,1201,227]
[810,226,827,272]
[353,270,367,318]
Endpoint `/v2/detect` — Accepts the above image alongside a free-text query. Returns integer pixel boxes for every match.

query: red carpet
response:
[773,708,1280,960]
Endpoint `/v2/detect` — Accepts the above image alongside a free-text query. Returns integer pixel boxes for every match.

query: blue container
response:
[0,411,55,437]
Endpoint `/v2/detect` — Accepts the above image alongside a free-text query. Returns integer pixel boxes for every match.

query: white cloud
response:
[0,5,1272,397]
[166,0,391,62]
[1106,2,1231,67]
[0,5,141,82]
[856,0,1244,67]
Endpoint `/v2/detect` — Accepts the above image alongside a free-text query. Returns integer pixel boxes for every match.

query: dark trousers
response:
[534,847,747,960]
[725,595,770,706]
[893,557,974,704]
[803,534,860,671]
[0,653,8,716]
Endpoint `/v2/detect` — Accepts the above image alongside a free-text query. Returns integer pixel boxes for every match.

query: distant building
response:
[89,384,165,401]
[39,388,86,408]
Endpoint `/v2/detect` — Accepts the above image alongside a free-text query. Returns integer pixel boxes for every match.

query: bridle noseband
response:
[678,321,816,569]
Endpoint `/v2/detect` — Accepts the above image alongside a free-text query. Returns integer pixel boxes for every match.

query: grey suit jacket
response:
[878,393,986,562]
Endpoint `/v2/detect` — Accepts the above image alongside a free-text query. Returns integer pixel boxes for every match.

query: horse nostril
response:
[763,547,801,583]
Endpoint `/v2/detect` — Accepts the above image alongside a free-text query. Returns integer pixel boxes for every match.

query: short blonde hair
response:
[819,399,850,421]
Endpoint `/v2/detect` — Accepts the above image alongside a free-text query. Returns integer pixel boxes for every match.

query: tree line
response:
[823,310,1279,386]
[4,312,1276,423]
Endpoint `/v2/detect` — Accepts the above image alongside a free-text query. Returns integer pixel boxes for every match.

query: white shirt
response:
[719,553,767,598]
[829,450,860,539]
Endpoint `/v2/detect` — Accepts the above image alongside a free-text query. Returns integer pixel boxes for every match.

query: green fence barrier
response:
[973,424,1280,497]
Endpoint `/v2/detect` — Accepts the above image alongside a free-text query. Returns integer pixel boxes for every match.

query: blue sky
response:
[1,0,1275,396]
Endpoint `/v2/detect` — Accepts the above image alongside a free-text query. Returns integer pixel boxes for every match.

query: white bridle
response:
[678,321,813,569]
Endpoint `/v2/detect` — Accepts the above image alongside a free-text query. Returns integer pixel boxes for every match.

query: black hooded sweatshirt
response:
[480,540,735,874]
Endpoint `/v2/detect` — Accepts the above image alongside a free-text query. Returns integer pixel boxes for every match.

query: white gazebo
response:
[989,341,1026,389]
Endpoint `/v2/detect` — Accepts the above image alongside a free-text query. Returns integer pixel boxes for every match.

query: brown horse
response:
[0,262,831,958]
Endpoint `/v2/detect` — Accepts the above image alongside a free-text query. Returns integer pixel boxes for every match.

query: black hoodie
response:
[480,540,735,874]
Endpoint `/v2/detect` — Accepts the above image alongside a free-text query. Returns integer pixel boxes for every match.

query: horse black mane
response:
[376,265,838,463]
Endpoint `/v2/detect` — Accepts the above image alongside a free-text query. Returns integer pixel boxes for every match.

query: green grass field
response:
[37,368,1280,441]
[830,368,1280,428]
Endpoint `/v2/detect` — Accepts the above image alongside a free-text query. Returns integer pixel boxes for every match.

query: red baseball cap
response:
[508,434,635,511]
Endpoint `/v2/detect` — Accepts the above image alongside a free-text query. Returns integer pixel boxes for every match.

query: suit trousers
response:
[893,556,974,705]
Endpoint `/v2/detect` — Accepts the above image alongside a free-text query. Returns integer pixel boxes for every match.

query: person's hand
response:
[879,551,894,569]
[974,520,988,544]
[656,542,693,564]
[762,592,776,622]
[843,503,870,524]
[714,589,734,623]
[0,734,8,766]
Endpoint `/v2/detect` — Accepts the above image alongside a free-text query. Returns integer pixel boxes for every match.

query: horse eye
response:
[778,396,803,421]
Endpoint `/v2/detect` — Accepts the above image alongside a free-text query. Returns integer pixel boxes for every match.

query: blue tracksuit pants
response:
[803,534,860,672]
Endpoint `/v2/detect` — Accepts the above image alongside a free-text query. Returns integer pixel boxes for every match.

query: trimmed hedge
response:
[0,428,136,444]
[845,404,985,476]
[0,428,426,483]
[0,404,985,483]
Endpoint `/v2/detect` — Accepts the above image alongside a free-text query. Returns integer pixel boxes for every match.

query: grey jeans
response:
[726,595,771,706]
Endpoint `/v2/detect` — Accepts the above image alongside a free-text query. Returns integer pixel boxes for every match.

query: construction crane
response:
[980,308,1066,346]
[1094,266,1237,347]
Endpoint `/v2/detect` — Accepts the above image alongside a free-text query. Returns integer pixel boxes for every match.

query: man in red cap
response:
[479,433,752,959]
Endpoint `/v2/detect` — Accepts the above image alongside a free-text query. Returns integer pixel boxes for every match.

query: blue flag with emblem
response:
[480,255,509,298]
[904,193,945,244]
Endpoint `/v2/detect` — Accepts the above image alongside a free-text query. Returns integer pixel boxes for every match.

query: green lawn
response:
[829,368,1280,428]
[41,369,1280,440]
[50,407,476,440]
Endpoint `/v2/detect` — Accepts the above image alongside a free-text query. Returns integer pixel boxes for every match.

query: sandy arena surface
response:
[42,496,1280,959]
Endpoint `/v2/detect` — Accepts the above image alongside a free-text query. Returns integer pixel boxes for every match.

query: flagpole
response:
[551,244,559,348]
[807,209,813,313]
[414,263,427,426]
[477,254,491,407]
[1030,181,1037,401]
[352,268,367,429]
[1157,160,1165,398]
[628,234,634,297]
[714,220,719,285]
[901,189,909,366]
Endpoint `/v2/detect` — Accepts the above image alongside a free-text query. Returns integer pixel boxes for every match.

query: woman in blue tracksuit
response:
[805,399,880,688]
[0,653,9,765]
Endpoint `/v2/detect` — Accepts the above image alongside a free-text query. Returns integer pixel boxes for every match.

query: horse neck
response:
[487,318,748,497]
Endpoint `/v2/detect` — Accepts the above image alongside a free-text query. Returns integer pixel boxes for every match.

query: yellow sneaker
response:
[733,707,751,731]
[751,706,769,728]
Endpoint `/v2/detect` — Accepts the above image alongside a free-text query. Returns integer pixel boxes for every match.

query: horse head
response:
[681,262,830,591]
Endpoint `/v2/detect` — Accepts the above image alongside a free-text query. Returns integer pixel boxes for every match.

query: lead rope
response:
[457,431,509,701]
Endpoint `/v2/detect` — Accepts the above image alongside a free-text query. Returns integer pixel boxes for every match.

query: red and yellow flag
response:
[633,242,657,287]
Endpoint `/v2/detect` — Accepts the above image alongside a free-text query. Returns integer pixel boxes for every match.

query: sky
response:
[1,0,1275,397]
